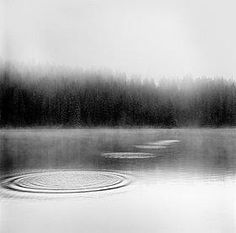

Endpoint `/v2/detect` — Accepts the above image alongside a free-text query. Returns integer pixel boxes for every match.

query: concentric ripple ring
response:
[1,170,130,194]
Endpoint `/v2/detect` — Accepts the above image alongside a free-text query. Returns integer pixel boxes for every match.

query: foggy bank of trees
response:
[0,67,235,127]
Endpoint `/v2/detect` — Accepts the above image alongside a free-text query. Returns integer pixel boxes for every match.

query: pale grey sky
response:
[2,0,236,78]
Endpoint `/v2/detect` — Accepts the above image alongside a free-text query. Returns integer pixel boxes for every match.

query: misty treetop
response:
[0,66,235,127]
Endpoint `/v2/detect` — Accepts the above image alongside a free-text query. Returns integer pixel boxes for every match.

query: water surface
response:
[0,128,235,233]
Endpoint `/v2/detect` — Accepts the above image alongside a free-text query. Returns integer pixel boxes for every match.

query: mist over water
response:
[1,128,235,175]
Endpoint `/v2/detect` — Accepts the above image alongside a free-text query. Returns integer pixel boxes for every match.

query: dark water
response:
[0,128,235,233]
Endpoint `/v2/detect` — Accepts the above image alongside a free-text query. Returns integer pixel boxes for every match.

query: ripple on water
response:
[101,152,156,159]
[0,170,130,195]
[134,140,180,149]
[147,140,180,146]
[134,145,166,149]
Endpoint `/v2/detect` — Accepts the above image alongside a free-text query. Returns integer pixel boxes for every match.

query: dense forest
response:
[0,66,236,127]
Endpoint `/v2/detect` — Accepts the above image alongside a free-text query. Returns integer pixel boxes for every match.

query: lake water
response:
[0,128,236,233]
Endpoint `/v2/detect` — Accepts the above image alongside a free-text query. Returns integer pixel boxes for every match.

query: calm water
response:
[0,128,236,233]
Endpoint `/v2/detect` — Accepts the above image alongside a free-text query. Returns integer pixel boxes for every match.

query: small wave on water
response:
[134,145,166,149]
[147,140,180,146]
[0,170,131,197]
[134,140,180,149]
[101,152,156,159]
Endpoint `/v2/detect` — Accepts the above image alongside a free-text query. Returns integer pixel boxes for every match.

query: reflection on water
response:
[0,128,236,175]
[0,128,236,233]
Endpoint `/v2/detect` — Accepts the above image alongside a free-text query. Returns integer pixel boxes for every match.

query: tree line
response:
[0,66,235,127]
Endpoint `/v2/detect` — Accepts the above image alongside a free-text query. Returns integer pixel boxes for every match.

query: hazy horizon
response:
[1,0,236,80]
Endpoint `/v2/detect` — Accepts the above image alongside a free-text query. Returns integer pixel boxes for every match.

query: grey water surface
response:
[0,128,235,233]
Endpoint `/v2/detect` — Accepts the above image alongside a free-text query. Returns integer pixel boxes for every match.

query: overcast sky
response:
[1,0,236,78]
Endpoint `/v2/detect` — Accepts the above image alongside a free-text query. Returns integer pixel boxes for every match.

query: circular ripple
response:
[101,152,156,159]
[1,170,130,194]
